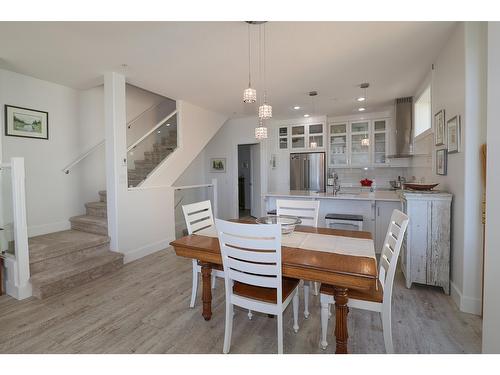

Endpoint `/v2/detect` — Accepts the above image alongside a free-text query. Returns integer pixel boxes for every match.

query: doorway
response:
[237,143,261,219]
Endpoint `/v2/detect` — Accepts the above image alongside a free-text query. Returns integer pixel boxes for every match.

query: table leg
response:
[334,287,349,354]
[200,262,213,321]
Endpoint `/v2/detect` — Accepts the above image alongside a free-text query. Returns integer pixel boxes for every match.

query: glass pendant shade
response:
[243,87,257,103]
[255,126,268,139]
[258,103,272,119]
[361,138,370,147]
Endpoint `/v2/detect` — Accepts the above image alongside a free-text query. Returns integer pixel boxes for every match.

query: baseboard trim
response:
[28,221,70,237]
[122,238,173,264]
[450,280,482,315]
[5,281,32,300]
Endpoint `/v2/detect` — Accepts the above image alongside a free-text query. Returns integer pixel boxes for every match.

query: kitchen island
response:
[264,190,402,253]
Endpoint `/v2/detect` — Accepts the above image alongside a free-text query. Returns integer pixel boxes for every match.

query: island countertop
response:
[264,190,401,202]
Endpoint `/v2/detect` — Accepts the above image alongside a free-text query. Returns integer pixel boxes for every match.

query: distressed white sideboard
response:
[399,190,452,294]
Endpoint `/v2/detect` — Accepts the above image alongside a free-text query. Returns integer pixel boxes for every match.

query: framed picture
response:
[436,149,447,175]
[434,109,445,146]
[4,105,49,140]
[447,115,461,154]
[210,158,226,173]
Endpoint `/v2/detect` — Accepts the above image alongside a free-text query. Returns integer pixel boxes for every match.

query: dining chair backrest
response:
[379,209,409,305]
[182,200,215,235]
[215,219,283,304]
[276,199,320,227]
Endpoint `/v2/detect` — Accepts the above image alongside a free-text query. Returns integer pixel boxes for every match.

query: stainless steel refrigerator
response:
[290,152,325,192]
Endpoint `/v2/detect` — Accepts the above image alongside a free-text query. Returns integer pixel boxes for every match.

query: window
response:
[414,85,431,137]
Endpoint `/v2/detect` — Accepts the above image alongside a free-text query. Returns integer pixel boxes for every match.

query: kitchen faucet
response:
[332,172,341,196]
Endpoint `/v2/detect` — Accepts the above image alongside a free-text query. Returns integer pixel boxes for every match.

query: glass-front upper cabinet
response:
[278,126,288,149]
[329,122,348,166]
[373,119,388,165]
[308,123,324,148]
[349,121,371,166]
[291,125,305,149]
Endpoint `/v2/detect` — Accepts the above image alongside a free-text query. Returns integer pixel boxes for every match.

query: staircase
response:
[128,131,177,188]
[29,190,123,299]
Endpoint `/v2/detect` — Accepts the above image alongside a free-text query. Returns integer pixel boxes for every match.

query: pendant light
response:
[255,118,268,140]
[258,23,272,120]
[243,23,256,103]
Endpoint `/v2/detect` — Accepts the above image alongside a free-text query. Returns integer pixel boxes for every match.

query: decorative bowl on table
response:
[255,215,302,235]
[403,182,439,191]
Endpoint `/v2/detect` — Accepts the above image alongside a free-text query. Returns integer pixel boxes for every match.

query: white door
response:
[250,143,261,217]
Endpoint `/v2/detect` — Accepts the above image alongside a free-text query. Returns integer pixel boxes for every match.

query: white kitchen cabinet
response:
[329,122,348,166]
[400,191,452,294]
[372,119,389,166]
[375,200,402,253]
[327,118,390,169]
[280,123,326,151]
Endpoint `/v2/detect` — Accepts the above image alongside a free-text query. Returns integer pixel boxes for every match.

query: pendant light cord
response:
[263,23,267,104]
[247,23,251,87]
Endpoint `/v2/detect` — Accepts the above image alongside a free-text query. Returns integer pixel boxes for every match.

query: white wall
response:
[104,73,227,260]
[0,69,85,236]
[482,21,500,353]
[408,22,487,314]
[144,101,227,188]
[197,116,271,220]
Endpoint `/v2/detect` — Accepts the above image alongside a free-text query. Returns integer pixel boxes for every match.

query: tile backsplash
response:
[328,167,409,189]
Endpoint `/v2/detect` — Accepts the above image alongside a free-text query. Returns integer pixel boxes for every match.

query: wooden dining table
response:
[170,220,378,354]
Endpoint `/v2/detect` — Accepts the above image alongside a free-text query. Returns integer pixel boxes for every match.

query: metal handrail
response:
[127,99,171,129]
[62,109,177,175]
[126,110,177,152]
[62,140,105,174]
[174,183,214,191]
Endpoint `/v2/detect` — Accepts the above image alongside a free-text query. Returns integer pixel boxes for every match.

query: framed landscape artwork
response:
[434,109,445,146]
[447,115,461,154]
[5,105,49,140]
[210,158,226,173]
[436,149,447,175]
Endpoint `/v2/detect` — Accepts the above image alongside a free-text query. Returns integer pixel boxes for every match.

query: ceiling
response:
[0,21,456,119]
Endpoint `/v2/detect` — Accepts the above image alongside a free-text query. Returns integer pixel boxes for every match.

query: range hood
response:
[388,97,414,158]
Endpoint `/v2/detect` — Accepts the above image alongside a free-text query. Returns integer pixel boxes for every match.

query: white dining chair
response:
[276,199,320,319]
[215,219,300,354]
[319,209,409,353]
[182,200,225,308]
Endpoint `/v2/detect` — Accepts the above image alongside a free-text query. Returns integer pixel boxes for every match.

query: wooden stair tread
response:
[30,251,123,285]
[84,201,106,209]
[28,230,109,264]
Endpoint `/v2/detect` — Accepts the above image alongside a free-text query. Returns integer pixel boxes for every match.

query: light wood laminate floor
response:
[0,248,482,354]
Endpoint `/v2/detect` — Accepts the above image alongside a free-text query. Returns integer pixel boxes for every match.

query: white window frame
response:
[414,83,433,141]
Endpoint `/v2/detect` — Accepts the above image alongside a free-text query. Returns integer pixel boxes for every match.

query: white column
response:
[104,72,127,251]
[483,21,500,353]
[11,157,31,298]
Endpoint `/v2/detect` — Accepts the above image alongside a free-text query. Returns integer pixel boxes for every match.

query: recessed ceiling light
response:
[293,106,301,110]
[304,114,310,118]
[357,97,366,102]
[358,107,366,112]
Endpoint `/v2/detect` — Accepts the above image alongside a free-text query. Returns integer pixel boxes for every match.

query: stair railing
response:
[61,103,176,175]
[126,109,177,152]
[173,179,218,238]
[0,157,31,299]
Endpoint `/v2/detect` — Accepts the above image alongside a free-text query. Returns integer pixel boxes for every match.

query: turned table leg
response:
[200,262,213,321]
[334,287,349,354]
